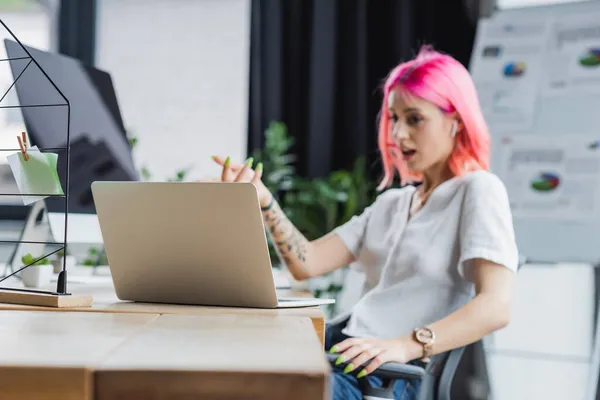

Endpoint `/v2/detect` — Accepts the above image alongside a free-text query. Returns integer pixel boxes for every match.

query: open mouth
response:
[401,149,416,160]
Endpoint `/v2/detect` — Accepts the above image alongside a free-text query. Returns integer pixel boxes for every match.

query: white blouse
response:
[332,170,519,339]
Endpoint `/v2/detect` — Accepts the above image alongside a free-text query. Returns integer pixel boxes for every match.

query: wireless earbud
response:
[451,121,457,138]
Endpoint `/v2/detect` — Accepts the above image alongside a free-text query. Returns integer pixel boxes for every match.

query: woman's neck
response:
[419,164,454,202]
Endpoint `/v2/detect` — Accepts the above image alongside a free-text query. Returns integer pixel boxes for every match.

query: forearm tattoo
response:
[262,200,309,271]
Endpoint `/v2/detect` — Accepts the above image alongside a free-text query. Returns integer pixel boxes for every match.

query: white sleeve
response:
[332,205,374,258]
[458,172,519,281]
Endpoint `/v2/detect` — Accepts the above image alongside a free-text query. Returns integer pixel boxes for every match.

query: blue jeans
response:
[325,322,420,400]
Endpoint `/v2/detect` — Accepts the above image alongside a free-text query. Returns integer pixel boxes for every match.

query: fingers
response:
[212,155,244,172]
[329,338,359,354]
[329,338,391,377]
[221,156,235,182]
[251,162,263,184]
[358,352,388,377]
[215,156,263,184]
[350,348,383,376]
[234,157,255,182]
[336,343,372,372]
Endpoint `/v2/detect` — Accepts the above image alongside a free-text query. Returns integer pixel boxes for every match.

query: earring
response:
[451,121,457,137]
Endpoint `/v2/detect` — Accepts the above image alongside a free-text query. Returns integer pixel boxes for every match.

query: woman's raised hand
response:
[211,155,273,207]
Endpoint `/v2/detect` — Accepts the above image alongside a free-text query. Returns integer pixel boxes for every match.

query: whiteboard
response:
[469,0,600,264]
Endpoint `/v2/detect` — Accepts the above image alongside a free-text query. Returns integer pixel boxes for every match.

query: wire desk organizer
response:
[0,19,91,307]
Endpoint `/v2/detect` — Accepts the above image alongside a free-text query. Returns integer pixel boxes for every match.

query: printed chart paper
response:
[543,14,600,96]
[471,19,549,132]
[497,135,600,221]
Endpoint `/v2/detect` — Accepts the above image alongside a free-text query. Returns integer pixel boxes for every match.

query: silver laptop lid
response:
[91,181,279,308]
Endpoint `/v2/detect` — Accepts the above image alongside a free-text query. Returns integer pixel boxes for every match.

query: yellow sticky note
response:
[8,146,64,205]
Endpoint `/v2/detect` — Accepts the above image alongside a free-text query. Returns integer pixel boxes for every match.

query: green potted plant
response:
[81,246,109,274]
[20,253,53,287]
[51,248,76,273]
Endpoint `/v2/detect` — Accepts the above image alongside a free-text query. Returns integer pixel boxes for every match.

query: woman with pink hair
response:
[212,45,518,400]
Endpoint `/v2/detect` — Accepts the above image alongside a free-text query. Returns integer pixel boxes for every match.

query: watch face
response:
[416,328,435,344]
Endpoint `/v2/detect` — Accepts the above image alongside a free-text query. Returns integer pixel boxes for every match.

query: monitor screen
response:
[4,39,138,214]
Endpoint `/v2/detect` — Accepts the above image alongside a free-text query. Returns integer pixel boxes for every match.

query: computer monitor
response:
[4,39,138,216]
[4,40,139,246]
[84,64,127,134]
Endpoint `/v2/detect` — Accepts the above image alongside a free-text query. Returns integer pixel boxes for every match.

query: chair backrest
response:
[436,347,465,400]
[413,346,465,400]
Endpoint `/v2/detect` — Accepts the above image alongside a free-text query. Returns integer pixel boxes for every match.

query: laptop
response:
[90,181,335,309]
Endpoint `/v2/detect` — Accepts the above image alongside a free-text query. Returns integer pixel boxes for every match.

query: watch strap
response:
[422,343,433,363]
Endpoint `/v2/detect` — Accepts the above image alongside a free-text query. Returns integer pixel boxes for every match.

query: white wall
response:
[0,9,54,210]
[484,263,595,400]
[95,0,250,181]
[0,11,51,154]
[497,0,594,9]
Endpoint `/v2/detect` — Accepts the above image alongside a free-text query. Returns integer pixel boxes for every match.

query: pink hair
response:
[377,45,490,189]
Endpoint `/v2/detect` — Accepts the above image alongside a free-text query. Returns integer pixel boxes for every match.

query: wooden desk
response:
[96,313,329,399]
[0,311,157,400]
[0,276,327,345]
[0,311,330,400]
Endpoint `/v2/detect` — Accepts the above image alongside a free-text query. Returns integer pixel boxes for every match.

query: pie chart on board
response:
[579,48,600,67]
[530,172,560,192]
[503,61,526,77]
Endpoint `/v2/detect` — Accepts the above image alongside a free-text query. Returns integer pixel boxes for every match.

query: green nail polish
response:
[335,355,345,366]
[256,162,263,172]
[245,157,254,167]
[343,364,354,374]
[357,369,367,379]
[224,156,231,167]
[329,345,338,354]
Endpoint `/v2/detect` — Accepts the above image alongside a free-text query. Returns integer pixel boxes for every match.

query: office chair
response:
[326,318,464,400]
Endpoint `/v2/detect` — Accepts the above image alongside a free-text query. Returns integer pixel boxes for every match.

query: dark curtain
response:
[247,0,476,181]
[58,0,97,66]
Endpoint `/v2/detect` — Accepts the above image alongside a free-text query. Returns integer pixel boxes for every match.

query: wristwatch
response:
[413,326,436,362]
